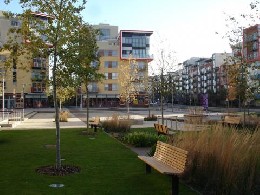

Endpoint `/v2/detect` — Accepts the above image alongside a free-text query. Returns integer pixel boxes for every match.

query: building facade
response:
[88,23,153,107]
[0,11,49,109]
[243,24,260,105]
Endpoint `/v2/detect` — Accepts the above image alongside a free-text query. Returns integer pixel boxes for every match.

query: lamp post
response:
[2,72,4,120]
[21,84,25,120]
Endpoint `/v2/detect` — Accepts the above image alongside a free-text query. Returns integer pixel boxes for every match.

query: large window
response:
[99,29,110,41]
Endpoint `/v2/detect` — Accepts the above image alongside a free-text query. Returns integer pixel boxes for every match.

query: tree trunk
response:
[53,0,63,169]
[53,47,61,169]
[86,84,89,129]
[161,93,164,125]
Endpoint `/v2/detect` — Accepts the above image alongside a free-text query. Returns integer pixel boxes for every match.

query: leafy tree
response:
[5,0,87,169]
[55,70,76,110]
[63,22,104,128]
[222,0,260,126]
[119,55,142,116]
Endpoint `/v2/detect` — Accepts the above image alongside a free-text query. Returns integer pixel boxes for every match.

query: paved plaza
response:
[1,105,259,130]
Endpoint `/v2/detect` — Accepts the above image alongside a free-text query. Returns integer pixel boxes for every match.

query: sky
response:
[0,0,256,63]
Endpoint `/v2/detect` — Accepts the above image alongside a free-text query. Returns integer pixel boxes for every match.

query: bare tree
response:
[150,34,177,124]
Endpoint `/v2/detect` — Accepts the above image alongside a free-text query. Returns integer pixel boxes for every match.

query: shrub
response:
[144,114,157,121]
[102,114,131,133]
[124,132,167,147]
[174,124,260,194]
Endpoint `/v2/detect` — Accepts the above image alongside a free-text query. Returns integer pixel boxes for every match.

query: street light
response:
[21,84,25,120]
[2,71,4,120]
[1,52,11,119]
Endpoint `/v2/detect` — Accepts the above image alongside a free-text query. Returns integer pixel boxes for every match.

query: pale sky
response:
[0,0,255,63]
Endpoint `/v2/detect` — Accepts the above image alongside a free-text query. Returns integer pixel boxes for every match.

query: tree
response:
[119,55,142,116]
[222,0,260,125]
[63,22,104,128]
[55,70,76,110]
[6,0,87,169]
[150,35,177,124]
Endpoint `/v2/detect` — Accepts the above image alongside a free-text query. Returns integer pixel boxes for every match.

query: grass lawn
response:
[0,128,197,194]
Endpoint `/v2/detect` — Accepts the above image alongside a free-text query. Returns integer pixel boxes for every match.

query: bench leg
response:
[145,164,151,174]
[171,175,179,195]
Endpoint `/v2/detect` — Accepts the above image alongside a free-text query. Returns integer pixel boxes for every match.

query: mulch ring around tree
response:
[36,165,81,176]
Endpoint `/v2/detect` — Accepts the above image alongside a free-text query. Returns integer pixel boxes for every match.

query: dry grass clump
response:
[174,124,259,194]
[102,113,131,133]
[59,111,69,122]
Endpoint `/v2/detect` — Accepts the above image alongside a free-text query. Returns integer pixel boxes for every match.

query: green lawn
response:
[0,129,197,194]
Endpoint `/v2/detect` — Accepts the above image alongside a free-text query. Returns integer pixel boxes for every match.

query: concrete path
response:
[0,106,225,130]
[5,109,87,130]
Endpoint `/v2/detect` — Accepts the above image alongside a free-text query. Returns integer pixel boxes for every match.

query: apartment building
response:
[181,54,232,106]
[0,11,49,109]
[243,24,260,105]
[90,24,153,107]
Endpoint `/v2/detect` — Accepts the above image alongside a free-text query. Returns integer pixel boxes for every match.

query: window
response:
[13,72,17,82]
[99,50,118,57]
[11,20,19,27]
[88,83,98,92]
[104,84,118,91]
[91,61,99,68]
[138,62,145,69]
[99,29,110,40]
[32,82,45,92]
[33,58,46,68]
[112,73,118,79]
[105,73,118,80]
[104,61,118,68]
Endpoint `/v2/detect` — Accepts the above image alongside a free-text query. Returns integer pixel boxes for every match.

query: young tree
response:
[5,0,87,169]
[150,35,177,124]
[63,22,104,128]
[119,55,142,116]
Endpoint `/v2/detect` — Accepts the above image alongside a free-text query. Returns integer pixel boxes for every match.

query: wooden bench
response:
[154,123,169,135]
[220,115,241,126]
[138,141,188,195]
[89,116,101,132]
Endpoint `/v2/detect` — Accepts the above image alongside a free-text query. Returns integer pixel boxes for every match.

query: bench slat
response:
[139,141,188,174]
[138,156,183,175]
[154,141,188,173]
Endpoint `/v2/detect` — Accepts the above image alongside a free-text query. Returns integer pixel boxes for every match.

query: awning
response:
[25,94,48,99]
[83,94,120,99]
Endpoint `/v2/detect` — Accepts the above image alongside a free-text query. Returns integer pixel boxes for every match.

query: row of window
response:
[122,36,149,45]
[31,82,46,92]
[104,61,146,69]
[122,49,150,59]
[98,50,118,57]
